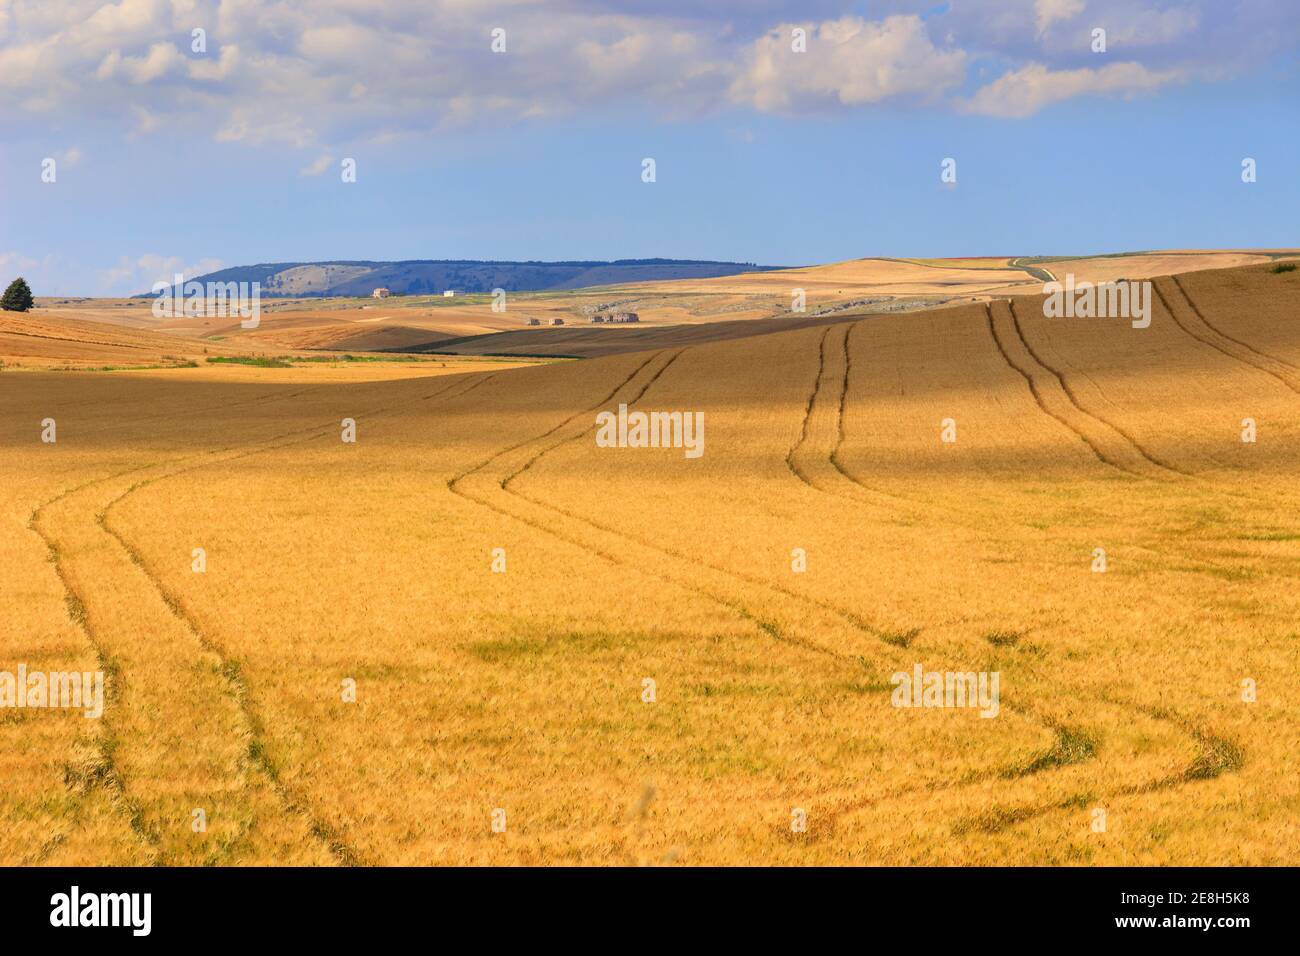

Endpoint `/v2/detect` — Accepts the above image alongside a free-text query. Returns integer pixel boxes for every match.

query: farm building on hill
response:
[371,287,391,298]
[443,290,455,297]
[526,317,540,326]
[592,311,639,323]
[551,318,565,326]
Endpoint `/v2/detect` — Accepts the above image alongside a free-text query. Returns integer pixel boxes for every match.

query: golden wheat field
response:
[2,260,1298,866]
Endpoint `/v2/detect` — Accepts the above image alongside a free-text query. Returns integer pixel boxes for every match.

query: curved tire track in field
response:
[450,349,880,665]
[1172,274,1300,371]
[811,317,1274,584]
[497,341,934,647]
[1155,277,1300,394]
[508,351,683,484]
[794,322,1042,531]
[996,297,1300,551]
[447,353,662,488]
[27,430,359,864]
[88,372,496,865]
[773,316,1238,843]
[947,698,1245,839]
[984,304,1143,476]
[1003,300,1192,478]
[479,336,1176,841]
[783,327,833,486]
[27,470,165,866]
[24,369,492,865]
[776,326,1102,821]
[775,323,1154,830]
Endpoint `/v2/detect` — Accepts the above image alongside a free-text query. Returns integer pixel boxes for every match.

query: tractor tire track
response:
[784,327,833,486]
[984,304,1136,475]
[1173,274,1299,370]
[23,368,493,865]
[1155,277,1300,394]
[87,376,495,865]
[506,351,685,487]
[27,472,165,866]
[810,318,1278,585]
[499,339,936,647]
[450,350,880,666]
[448,352,662,487]
[767,317,1236,838]
[1003,300,1191,478]
[490,334,1205,843]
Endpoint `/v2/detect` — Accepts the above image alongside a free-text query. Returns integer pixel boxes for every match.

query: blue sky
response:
[2,1,1297,295]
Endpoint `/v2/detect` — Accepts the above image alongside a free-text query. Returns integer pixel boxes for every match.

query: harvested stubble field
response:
[1,260,1297,865]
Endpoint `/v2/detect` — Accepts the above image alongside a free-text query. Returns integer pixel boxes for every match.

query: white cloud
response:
[0,251,40,273]
[299,153,334,176]
[98,254,226,296]
[131,104,160,134]
[1105,7,1201,47]
[1034,0,1086,38]
[188,44,240,82]
[963,61,1183,118]
[98,44,180,84]
[121,42,184,83]
[730,15,967,113]
[0,1,1279,136]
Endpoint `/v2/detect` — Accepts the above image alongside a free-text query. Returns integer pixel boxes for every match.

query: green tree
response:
[1,277,34,312]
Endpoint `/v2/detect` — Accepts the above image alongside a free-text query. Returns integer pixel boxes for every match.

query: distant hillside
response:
[145,259,784,298]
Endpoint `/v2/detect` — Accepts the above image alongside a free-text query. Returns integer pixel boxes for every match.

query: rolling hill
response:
[2,258,1298,865]
[148,258,785,298]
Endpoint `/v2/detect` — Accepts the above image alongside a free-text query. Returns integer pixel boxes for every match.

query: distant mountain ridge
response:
[148,258,784,298]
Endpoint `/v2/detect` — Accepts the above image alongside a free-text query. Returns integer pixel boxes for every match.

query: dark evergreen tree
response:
[1,277,34,312]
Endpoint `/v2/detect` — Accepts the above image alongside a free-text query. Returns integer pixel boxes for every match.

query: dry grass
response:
[1,260,1297,865]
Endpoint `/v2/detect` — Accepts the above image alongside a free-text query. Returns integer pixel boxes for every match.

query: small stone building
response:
[372,287,391,299]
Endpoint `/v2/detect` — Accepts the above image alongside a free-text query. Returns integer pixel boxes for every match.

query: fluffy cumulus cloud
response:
[0,0,1292,145]
[729,16,967,113]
